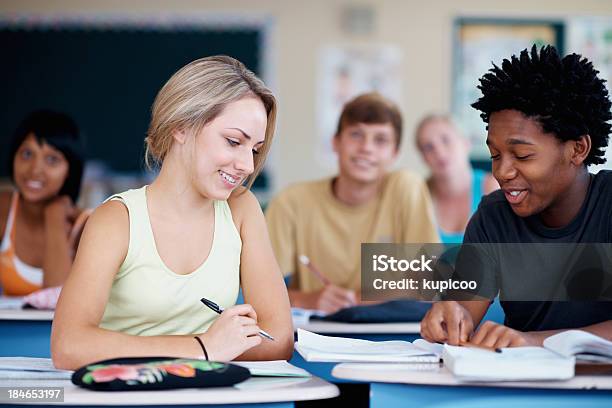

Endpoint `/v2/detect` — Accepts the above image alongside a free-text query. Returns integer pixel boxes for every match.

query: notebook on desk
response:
[295,329,440,363]
[233,360,311,378]
[443,345,575,382]
[442,330,612,381]
[0,357,72,380]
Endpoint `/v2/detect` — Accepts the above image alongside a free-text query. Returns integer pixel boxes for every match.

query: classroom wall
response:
[2,0,612,194]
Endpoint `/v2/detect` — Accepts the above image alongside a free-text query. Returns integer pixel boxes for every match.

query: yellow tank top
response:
[99,186,241,336]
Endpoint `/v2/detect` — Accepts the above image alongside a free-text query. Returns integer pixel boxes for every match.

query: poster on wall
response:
[568,17,612,172]
[452,21,561,160]
[316,45,403,167]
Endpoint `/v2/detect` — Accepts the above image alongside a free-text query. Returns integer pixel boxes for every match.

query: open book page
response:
[413,339,444,355]
[232,360,311,377]
[295,329,439,363]
[544,330,612,359]
[297,329,428,356]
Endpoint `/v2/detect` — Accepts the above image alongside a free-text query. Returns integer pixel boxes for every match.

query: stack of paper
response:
[0,358,73,380]
[295,329,440,363]
[442,345,575,381]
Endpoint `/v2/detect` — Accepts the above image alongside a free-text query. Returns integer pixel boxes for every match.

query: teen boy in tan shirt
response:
[266,93,439,313]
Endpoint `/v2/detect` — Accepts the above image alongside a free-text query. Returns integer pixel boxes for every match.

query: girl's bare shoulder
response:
[227,188,264,232]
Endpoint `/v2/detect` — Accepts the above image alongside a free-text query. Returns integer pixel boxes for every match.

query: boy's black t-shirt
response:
[463,170,612,332]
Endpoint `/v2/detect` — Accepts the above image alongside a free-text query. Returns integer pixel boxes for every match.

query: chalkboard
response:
[1,25,261,180]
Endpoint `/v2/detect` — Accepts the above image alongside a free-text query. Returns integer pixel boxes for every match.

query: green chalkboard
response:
[1,25,261,179]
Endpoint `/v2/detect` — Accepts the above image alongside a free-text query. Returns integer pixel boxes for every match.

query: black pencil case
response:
[71,356,250,391]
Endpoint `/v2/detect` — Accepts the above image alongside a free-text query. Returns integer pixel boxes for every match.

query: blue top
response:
[438,169,486,244]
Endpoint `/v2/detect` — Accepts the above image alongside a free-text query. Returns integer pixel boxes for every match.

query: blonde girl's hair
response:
[145,55,277,190]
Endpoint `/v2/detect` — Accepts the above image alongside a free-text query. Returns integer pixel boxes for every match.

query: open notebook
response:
[544,329,612,363]
[295,329,441,363]
[443,330,612,381]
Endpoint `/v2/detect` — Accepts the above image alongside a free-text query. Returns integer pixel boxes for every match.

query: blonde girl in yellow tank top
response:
[52,56,293,370]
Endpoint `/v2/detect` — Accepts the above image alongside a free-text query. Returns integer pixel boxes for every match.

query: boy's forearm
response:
[529,320,612,345]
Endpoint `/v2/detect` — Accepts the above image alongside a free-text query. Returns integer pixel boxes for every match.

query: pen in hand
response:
[200,297,275,341]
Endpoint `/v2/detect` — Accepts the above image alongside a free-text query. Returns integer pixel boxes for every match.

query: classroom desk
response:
[332,363,612,408]
[0,310,53,358]
[0,376,339,407]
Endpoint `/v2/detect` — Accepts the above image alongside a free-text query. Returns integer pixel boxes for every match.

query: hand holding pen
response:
[298,255,357,313]
[195,302,268,361]
[201,298,275,341]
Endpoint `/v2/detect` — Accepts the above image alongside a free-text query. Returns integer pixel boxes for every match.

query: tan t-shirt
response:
[265,170,440,292]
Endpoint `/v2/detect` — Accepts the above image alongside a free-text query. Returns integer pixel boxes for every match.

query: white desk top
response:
[0,309,54,321]
[332,362,612,390]
[2,377,338,405]
[293,320,420,334]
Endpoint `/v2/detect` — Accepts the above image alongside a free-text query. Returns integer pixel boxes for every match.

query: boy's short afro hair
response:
[472,44,611,166]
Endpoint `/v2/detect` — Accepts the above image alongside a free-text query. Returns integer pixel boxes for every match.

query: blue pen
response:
[200,297,275,341]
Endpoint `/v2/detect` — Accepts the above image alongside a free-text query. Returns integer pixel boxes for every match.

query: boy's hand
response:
[470,321,540,348]
[420,301,474,345]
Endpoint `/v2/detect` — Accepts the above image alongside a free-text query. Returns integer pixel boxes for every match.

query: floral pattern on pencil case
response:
[82,360,226,385]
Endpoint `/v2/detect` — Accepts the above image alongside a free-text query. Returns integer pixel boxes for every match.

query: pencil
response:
[298,254,331,285]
